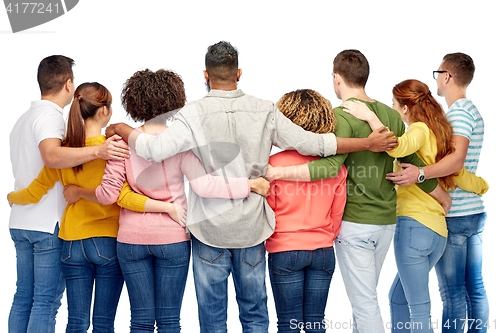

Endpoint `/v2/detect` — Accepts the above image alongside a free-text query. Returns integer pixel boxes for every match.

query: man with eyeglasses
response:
[265,49,448,333]
[388,53,489,332]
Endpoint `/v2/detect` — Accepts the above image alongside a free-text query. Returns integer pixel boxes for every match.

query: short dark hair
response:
[442,53,475,87]
[205,41,239,81]
[37,55,74,96]
[121,69,186,122]
[333,49,369,88]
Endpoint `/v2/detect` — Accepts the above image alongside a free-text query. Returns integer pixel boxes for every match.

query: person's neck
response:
[142,119,168,132]
[340,87,374,103]
[84,120,103,139]
[41,94,68,109]
[445,88,467,108]
[209,80,238,91]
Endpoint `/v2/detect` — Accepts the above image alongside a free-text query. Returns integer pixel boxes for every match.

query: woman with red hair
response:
[342,79,488,332]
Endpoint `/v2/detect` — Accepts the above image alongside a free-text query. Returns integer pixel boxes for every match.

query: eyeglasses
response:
[433,70,452,80]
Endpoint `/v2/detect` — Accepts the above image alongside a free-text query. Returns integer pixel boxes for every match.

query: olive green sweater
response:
[307,99,438,225]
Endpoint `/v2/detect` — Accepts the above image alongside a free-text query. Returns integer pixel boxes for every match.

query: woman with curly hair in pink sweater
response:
[65,69,268,332]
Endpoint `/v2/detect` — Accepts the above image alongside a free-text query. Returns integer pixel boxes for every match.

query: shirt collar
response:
[31,100,64,114]
[205,89,245,99]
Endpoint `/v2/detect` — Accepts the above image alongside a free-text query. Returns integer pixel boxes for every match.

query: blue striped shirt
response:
[447,98,485,216]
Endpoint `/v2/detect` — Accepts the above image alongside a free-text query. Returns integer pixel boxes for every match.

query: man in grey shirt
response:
[107,41,396,333]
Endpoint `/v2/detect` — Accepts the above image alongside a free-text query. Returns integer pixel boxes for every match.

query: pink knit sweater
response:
[96,137,250,245]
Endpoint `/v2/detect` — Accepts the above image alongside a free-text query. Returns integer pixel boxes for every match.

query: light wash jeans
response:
[389,216,446,333]
[9,224,65,333]
[191,237,269,333]
[61,237,124,333]
[117,241,190,333]
[268,248,335,333]
[434,213,489,332]
[335,221,396,333]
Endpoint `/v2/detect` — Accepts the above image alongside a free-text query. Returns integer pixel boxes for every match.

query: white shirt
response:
[9,100,66,233]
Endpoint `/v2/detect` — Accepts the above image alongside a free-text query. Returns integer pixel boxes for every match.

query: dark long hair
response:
[393,79,455,190]
[65,82,112,172]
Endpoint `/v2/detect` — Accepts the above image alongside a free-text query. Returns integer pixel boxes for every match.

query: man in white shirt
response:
[8,55,129,333]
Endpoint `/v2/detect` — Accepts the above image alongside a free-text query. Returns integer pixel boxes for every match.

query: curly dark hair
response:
[277,89,337,134]
[121,69,186,122]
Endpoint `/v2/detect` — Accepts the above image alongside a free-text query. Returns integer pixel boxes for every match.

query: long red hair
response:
[393,79,455,190]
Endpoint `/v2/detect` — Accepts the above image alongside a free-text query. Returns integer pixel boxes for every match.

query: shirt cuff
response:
[322,133,337,156]
[134,132,151,161]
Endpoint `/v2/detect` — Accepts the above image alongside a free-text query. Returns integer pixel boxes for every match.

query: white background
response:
[0,1,498,332]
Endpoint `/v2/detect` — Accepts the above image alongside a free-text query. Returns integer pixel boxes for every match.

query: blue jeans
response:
[389,217,446,333]
[191,237,269,333]
[61,237,124,333]
[9,224,65,333]
[117,241,191,333]
[434,213,489,332]
[268,248,335,333]
[335,221,396,333]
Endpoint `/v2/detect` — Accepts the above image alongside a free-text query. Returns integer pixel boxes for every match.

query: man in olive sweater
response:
[266,50,449,333]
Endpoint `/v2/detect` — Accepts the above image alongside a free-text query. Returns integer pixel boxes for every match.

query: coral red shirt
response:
[266,151,347,253]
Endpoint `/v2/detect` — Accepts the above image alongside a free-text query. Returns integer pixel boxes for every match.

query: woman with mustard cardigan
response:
[8,82,130,332]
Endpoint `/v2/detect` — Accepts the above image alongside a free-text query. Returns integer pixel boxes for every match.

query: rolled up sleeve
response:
[134,115,195,162]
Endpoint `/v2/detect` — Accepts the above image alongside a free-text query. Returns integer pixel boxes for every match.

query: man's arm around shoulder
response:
[106,115,195,163]
[387,135,469,186]
[39,135,130,169]
[336,126,398,154]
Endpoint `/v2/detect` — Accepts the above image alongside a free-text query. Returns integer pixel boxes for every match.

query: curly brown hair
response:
[121,69,186,122]
[276,89,337,134]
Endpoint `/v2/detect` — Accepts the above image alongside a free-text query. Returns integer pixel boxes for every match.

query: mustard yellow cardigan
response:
[9,136,123,241]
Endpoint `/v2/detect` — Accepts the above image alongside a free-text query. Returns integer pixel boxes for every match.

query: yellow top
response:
[9,135,124,241]
[389,122,488,237]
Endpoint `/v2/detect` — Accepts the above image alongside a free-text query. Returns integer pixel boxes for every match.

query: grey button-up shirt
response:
[135,89,337,248]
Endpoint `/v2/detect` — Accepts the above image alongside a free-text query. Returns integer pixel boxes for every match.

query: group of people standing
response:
[7,41,488,333]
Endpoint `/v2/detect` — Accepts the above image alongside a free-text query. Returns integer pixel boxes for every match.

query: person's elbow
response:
[96,188,119,206]
[450,163,464,175]
[40,150,61,169]
[449,153,467,174]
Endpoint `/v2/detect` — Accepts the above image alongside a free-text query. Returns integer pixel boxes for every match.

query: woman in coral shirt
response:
[266,89,347,333]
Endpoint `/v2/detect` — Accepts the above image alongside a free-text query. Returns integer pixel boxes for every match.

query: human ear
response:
[103,105,110,116]
[65,78,73,92]
[334,73,342,85]
[236,68,242,82]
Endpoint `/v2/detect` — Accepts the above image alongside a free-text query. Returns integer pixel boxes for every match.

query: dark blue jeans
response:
[192,237,269,333]
[117,241,191,333]
[61,237,124,333]
[9,224,65,333]
[435,213,489,332]
[268,248,335,333]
